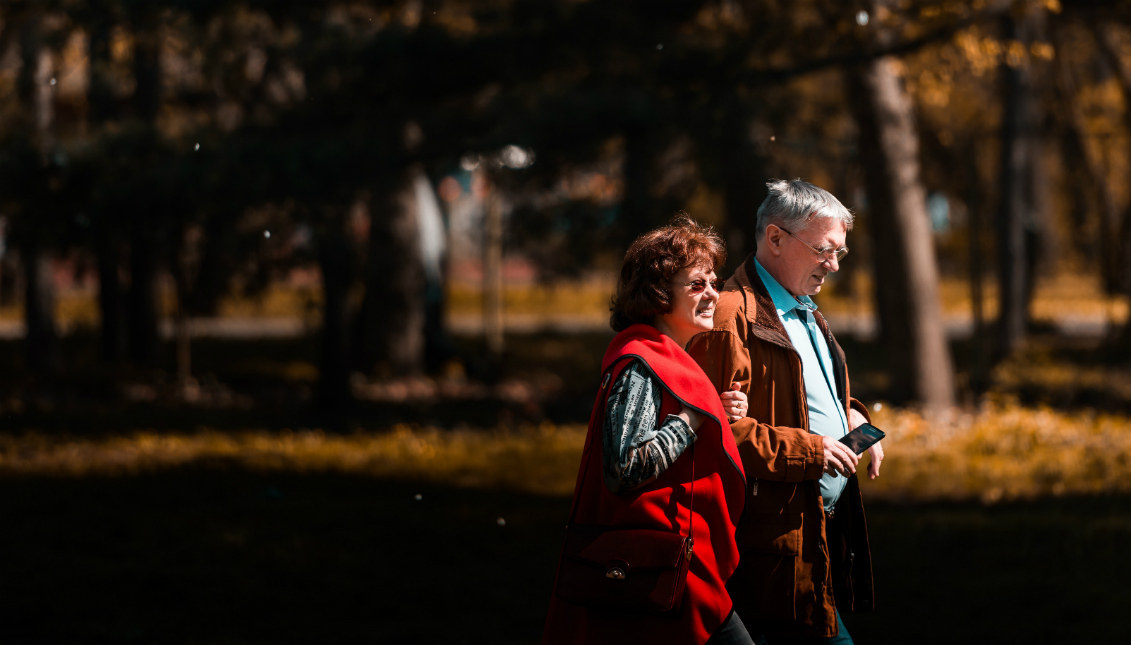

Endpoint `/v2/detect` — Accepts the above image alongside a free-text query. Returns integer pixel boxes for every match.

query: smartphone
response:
[839,422,885,455]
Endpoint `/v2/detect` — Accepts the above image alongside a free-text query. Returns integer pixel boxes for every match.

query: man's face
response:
[764,218,847,297]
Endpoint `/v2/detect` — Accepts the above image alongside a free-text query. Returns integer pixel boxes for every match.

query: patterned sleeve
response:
[602,360,697,495]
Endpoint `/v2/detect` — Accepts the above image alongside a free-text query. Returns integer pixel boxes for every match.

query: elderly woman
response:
[542,216,752,645]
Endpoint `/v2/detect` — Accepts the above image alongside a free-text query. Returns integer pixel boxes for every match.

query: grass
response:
[5,403,1131,505]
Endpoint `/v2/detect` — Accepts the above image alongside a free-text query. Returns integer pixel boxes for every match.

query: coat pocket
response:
[729,512,801,623]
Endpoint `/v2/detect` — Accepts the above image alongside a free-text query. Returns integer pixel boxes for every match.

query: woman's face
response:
[655,264,721,347]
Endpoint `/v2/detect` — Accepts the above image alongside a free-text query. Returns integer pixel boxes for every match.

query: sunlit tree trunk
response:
[849,56,956,409]
[359,171,427,376]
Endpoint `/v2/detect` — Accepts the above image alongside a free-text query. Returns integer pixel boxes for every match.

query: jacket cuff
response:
[849,398,873,424]
[800,432,826,481]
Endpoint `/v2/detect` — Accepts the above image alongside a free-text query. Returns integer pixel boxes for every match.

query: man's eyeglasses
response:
[683,278,725,294]
[778,226,849,262]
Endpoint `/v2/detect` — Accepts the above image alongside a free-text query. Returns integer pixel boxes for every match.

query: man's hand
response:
[822,435,858,478]
[847,407,883,479]
[866,441,883,479]
[719,382,747,423]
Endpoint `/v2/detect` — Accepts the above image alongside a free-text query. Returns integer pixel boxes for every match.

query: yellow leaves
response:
[863,404,1131,503]
[955,29,1002,77]
[0,423,590,496]
[952,28,1055,75]
[1030,42,1056,61]
[1006,39,1028,67]
[5,404,1131,505]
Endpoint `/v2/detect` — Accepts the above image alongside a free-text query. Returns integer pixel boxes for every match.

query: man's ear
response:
[764,225,784,257]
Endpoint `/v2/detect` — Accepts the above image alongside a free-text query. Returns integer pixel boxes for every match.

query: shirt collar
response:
[753,258,818,317]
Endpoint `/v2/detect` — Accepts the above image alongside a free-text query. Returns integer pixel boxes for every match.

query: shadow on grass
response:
[2,469,1129,644]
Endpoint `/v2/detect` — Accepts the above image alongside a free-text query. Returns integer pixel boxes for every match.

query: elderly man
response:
[687,179,882,644]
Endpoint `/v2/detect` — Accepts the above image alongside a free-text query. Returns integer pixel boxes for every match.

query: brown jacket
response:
[686,254,875,639]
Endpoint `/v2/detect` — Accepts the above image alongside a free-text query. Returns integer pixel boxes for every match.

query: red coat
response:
[542,324,747,644]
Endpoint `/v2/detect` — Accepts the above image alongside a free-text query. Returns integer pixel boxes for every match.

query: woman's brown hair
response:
[609,214,726,332]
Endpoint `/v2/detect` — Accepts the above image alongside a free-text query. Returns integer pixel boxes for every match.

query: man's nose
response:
[825,256,840,272]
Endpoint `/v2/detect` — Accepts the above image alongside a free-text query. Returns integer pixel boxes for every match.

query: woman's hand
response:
[719,382,747,423]
[678,406,704,432]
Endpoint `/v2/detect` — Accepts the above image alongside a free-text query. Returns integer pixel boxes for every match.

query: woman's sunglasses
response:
[683,278,725,294]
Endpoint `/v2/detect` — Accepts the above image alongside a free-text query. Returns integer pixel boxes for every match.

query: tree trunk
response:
[621,126,656,243]
[1090,22,1131,333]
[90,10,124,364]
[967,146,986,387]
[19,15,59,373]
[1055,24,1119,295]
[95,226,125,363]
[126,18,163,364]
[172,225,202,383]
[849,56,956,410]
[358,171,427,377]
[483,191,504,358]
[22,247,58,373]
[127,221,160,364]
[720,111,770,268]
[88,7,116,126]
[996,9,1044,356]
[318,225,353,413]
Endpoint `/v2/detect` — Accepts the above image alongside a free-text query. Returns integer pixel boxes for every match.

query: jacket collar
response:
[736,254,848,399]
[737,253,791,337]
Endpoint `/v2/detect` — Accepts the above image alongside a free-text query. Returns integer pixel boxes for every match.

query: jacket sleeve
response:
[602,360,697,495]
[687,327,825,483]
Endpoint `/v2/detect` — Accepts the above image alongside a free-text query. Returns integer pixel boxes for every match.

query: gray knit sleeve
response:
[602,360,697,495]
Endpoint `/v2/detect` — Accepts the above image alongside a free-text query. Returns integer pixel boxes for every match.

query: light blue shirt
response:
[754,259,851,511]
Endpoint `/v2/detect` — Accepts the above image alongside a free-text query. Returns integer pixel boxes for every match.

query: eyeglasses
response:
[683,278,725,294]
[778,226,849,263]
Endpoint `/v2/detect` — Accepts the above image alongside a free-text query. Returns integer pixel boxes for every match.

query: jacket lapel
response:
[737,254,796,353]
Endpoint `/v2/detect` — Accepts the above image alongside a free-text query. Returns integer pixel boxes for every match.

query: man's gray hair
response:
[755,179,854,242]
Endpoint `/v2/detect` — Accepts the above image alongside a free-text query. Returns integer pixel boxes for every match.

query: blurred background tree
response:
[2,0,1131,413]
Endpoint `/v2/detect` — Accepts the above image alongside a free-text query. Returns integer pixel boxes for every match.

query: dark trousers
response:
[750,610,853,645]
[706,610,755,645]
